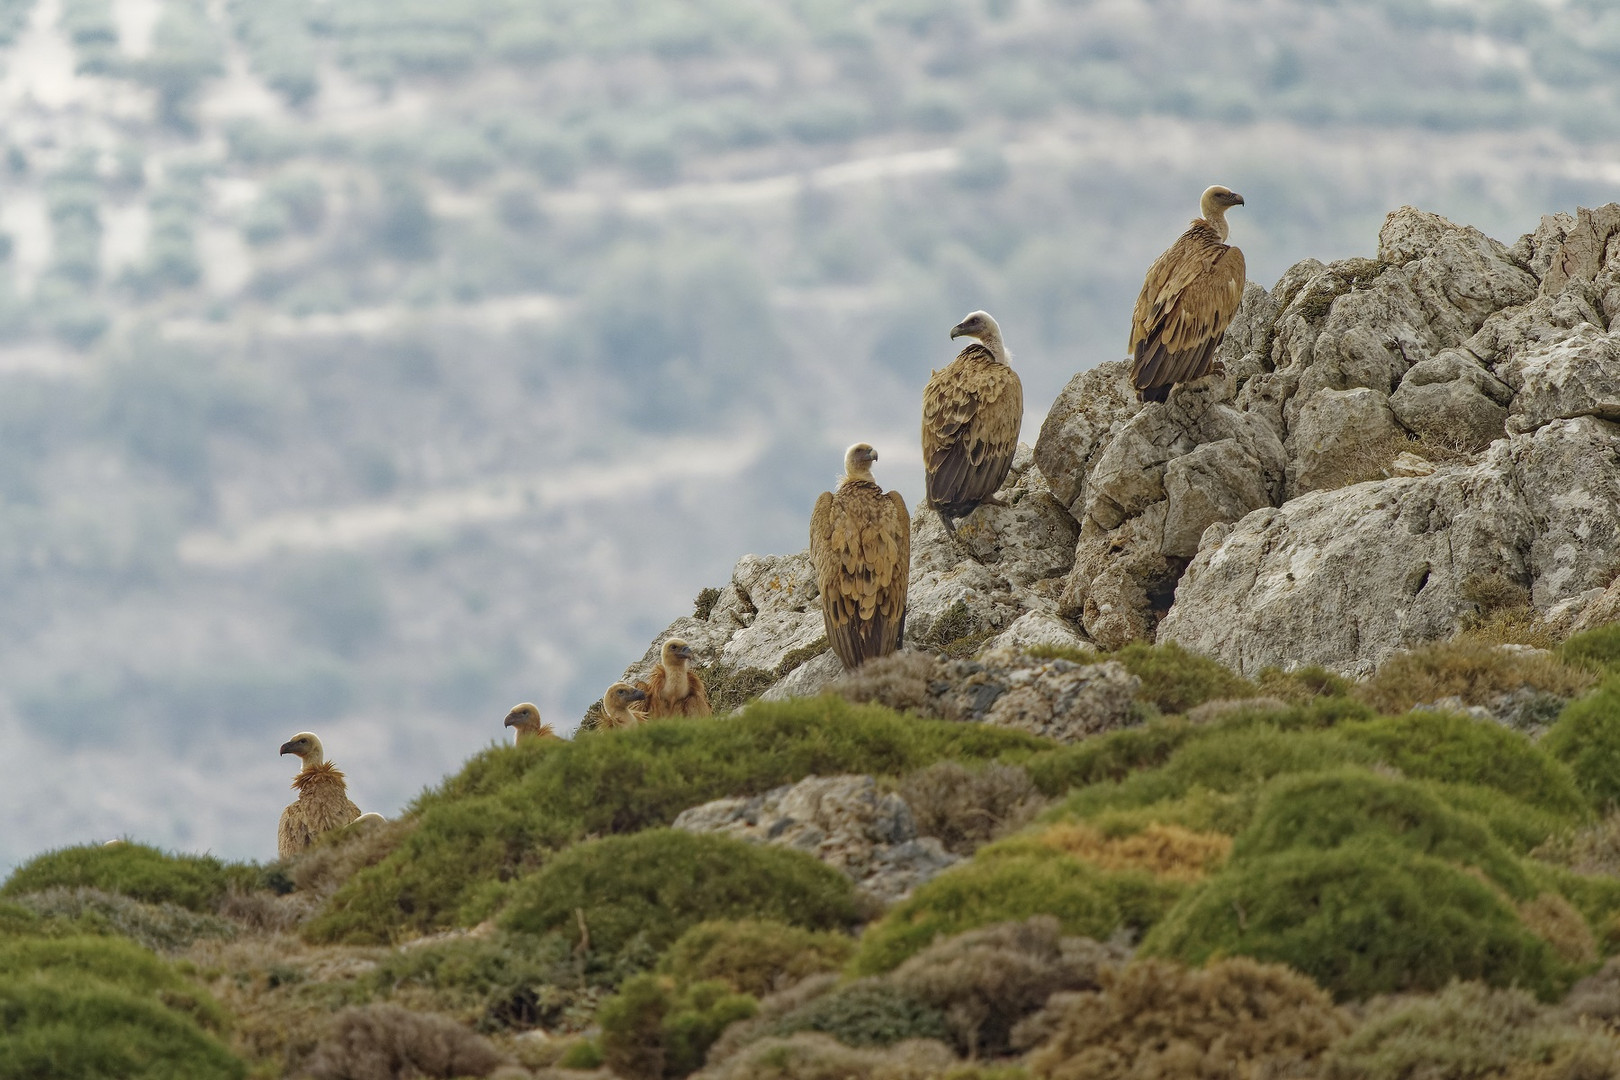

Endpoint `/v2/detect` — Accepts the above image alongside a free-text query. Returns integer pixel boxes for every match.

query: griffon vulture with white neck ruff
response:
[810,443,910,671]
[1129,185,1246,402]
[923,310,1023,523]
[600,682,650,729]
[504,702,559,744]
[277,732,362,859]
[643,638,711,718]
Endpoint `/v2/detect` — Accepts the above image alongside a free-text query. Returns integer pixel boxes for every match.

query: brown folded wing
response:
[810,484,911,670]
[922,344,1024,516]
[1129,222,1246,401]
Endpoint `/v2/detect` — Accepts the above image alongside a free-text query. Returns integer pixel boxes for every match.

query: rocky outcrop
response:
[672,775,958,903]
[611,202,1620,712]
[831,648,1140,743]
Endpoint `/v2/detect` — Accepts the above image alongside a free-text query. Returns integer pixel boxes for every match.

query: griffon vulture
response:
[600,682,650,730]
[923,310,1023,523]
[277,732,362,860]
[1129,185,1247,402]
[643,638,712,718]
[809,443,910,671]
[504,702,559,744]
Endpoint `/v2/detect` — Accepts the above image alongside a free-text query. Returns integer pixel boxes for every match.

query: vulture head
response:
[280,731,326,768]
[661,638,695,669]
[1199,186,1245,239]
[601,682,649,729]
[950,310,1008,363]
[504,702,557,742]
[843,442,879,483]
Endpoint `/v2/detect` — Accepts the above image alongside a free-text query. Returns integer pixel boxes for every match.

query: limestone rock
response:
[1286,387,1405,497]
[1159,416,1620,676]
[985,612,1094,656]
[672,775,958,903]
[1500,325,1620,435]
[1568,575,1620,636]
[1034,361,1140,518]
[762,650,844,702]
[1389,351,1511,451]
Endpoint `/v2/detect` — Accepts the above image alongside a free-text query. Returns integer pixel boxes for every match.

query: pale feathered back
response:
[809,444,911,671]
[1129,186,1246,402]
[923,311,1023,519]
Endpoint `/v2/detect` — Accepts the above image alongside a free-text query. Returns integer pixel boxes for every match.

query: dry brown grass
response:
[184,932,388,1074]
[302,1003,511,1079]
[899,762,1047,856]
[1358,638,1596,714]
[828,651,945,718]
[887,916,1124,1058]
[699,1032,966,1080]
[1022,957,1350,1080]
[1036,823,1232,882]
[1517,893,1597,967]
[1534,812,1620,877]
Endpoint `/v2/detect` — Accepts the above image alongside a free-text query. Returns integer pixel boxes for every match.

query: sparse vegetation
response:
[1357,638,1596,714]
[1109,641,1258,715]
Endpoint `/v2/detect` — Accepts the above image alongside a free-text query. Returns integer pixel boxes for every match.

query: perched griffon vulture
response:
[1129,185,1247,402]
[600,682,650,730]
[643,638,712,718]
[923,310,1023,523]
[503,702,558,744]
[810,443,911,671]
[277,732,361,860]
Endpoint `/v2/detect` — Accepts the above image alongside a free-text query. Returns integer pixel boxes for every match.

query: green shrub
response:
[362,930,592,1032]
[0,976,245,1080]
[1325,979,1620,1078]
[1341,708,1588,818]
[1544,678,1620,808]
[0,935,226,1030]
[1142,836,1575,1001]
[659,920,854,996]
[300,1004,504,1080]
[1253,664,1353,703]
[2,843,251,912]
[1562,625,1620,675]
[1235,769,1538,899]
[1357,638,1594,714]
[1022,720,1195,797]
[1109,641,1256,714]
[1025,958,1349,1080]
[599,974,758,1080]
[851,849,1164,976]
[767,980,948,1047]
[500,830,857,960]
[310,699,1044,942]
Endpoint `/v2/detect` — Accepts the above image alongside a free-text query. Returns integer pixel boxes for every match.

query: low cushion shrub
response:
[1561,624,1620,675]
[1543,677,1620,808]
[1023,957,1349,1080]
[764,980,949,1048]
[850,848,1163,976]
[1141,836,1575,1001]
[658,919,853,996]
[599,974,757,1080]
[2,843,253,913]
[1108,641,1256,714]
[499,830,857,959]
[1356,638,1594,715]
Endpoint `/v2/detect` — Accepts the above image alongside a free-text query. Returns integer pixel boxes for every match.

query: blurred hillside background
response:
[1,0,1618,871]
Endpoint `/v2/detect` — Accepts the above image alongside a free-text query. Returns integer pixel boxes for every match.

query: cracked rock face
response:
[672,775,959,903]
[611,202,1620,721]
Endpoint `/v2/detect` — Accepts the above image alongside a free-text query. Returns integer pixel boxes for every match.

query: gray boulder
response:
[672,775,958,903]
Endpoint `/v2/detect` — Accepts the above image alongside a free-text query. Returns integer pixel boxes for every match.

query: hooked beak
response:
[949,322,967,340]
[279,741,298,756]
[1232,193,1245,206]
[674,645,694,661]
[627,688,648,702]
[503,714,520,728]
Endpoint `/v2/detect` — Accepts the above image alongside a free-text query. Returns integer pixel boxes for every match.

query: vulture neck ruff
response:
[292,761,346,792]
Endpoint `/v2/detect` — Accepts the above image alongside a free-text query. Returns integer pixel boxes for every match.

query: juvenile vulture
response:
[1129,185,1247,402]
[503,702,559,744]
[809,443,910,671]
[923,310,1023,523]
[277,732,361,860]
[643,638,712,718]
[600,682,650,730]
